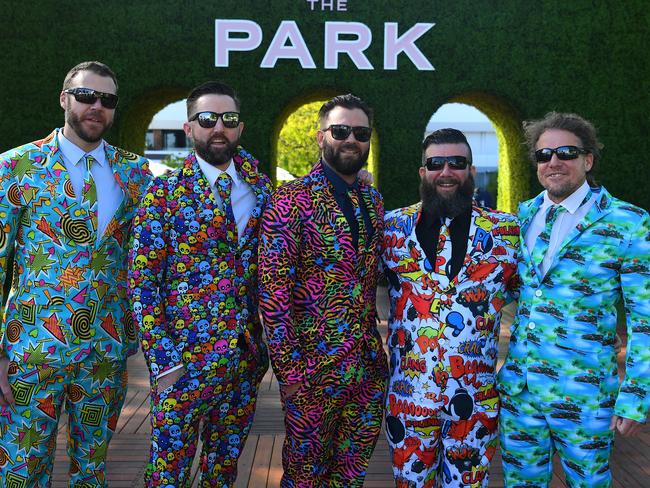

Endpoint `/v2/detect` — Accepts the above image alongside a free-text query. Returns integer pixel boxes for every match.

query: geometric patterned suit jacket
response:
[258,161,388,387]
[127,148,272,382]
[0,129,152,367]
[497,187,650,422]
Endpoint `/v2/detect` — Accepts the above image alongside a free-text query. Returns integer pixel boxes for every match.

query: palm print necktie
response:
[531,204,566,272]
[216,172,238,243]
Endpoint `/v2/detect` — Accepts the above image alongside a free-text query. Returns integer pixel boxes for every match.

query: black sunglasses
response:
[64,87,119,109]
[189,111,240,129]
[535,145,588,163]
[323,124,372,143]
[424,156,470,171]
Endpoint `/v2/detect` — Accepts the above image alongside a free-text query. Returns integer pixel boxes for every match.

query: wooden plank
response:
[247,434,274,487]
[267,434,285,487]
[235,435,259,488]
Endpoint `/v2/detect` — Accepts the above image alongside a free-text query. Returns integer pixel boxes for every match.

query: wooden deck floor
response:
[51,291,650,487]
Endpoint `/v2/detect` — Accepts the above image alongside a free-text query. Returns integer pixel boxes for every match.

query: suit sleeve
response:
[615,210,650,422]
[127,178,178,380]
[257,187,305,386]
[0,152,25,357]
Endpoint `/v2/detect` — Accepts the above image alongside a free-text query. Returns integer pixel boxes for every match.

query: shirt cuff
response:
[155,363,184,380]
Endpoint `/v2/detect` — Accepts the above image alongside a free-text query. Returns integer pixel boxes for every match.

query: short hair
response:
[318,94,373,127]
[62,61,118,92]
[186,81,240,118]
[523,111,601,186]
[421,128,473,165]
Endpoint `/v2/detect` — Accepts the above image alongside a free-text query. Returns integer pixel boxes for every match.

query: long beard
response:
[322,140,369,176]
[194,134,239,167]
[420,173,475,218]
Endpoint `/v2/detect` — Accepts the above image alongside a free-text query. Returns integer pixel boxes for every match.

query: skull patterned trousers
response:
[145,342,267,487]
[0,350,128,487]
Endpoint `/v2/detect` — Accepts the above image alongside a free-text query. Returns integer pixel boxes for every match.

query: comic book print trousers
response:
[145,342,267,487]
[280,360,387,487]
[386,398,498,487]
[499,388,614,488]
[0,350,127,487]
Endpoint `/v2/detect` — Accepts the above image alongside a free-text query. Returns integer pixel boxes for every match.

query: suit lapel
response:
[518,195,545,282]
[233,147,270,249]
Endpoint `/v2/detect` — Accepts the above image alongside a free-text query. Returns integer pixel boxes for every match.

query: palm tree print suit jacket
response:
[128,149,272,382]
[498,187,650,422]
[0,129,152,366]
[258,161,388,388]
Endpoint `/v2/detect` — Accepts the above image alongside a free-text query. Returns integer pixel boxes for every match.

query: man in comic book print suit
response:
[127,82,271,487]
[382,129,519,487]
[497,112,650,487]
[0,61,152,487]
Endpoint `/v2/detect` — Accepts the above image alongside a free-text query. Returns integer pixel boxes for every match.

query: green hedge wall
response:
[1,1,648,211]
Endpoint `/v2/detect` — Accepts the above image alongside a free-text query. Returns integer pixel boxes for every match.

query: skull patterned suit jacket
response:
[0,129,152,366]
[127,148,272,382]
[498,187,650,422]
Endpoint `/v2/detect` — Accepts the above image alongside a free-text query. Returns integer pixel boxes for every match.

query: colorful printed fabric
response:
[382,203,520,487]
[500,389,613,487]
[146,344,264,487]
[258,161,388,485]
[497,186,650,484]
[0,352,127,487]
[127,148,271,486]
[0,129,151,486]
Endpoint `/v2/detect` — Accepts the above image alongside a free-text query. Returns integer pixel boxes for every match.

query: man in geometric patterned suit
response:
[498,112,650,487]
[382,128,520,487]
[0,61,151,487]
[127,81,272,487]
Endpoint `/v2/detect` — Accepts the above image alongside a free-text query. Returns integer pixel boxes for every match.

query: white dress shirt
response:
[57,131,124,242]
[525,181,596,276]
[196,155,256,241]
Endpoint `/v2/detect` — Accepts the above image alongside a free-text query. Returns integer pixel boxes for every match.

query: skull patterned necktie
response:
[82,155,98,234]
[216,172,238,244]
[531,204,566,274]
[347,187,367,252]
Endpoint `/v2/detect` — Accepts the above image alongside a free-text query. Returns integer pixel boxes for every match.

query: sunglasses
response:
[323,124,372,143]
[424,156,470,171]
[534,145,588,163]
[63,87,119,109]
[189,111,240,129]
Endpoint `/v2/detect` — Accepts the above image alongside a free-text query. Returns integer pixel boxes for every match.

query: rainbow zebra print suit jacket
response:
[258,161,388,387]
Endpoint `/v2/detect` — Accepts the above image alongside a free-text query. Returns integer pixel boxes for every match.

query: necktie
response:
[531,204,566,273]
[82,155,98,233]
[438,217,453,278]
[347,188,367,251]
[216,172,238,243]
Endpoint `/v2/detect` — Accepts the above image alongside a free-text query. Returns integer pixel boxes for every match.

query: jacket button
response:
[528,322,536,330]
[535,289,542,297]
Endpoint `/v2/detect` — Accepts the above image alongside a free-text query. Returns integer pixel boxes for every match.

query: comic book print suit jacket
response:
[128,148,272,382]
[0,129,151,366]
[498,186,650,422]
[382,203,520,484]
[258,161,388,388]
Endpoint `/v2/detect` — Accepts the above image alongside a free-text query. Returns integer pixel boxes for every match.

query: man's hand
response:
[358,169,374,186]
[0,357,15,408]
[280,382,303,400]
[610,415,645,436]
[156,367,184,394]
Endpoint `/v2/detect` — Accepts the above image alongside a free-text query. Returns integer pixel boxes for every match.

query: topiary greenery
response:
[1,0,648,211]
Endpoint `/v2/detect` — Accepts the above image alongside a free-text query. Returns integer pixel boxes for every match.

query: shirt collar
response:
[57,129,108,168]
[196,154,241,188]
[542,180,590,215]
[321,159,358,195]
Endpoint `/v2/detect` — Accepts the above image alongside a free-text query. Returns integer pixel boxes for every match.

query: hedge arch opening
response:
[271,94,379,188]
